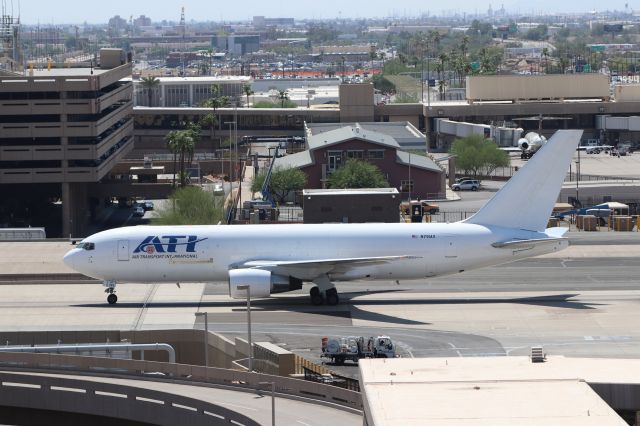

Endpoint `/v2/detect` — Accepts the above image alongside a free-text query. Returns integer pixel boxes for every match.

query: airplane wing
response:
[236,255,420,279]
[500,147,523,153]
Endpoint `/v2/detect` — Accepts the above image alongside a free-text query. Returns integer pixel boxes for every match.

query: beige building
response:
[0,50,133,237]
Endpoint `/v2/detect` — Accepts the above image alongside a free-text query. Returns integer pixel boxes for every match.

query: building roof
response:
[272,150,314,169]
[275,124,441,173]
[396,151,442,173]
[307,122,426,149]
[303,188,400,196]
[359,356,632,426]
[307,125,400,150]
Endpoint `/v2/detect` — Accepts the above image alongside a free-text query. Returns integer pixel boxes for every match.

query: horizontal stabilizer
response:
[492,237,566,249]
[545,227,569,238]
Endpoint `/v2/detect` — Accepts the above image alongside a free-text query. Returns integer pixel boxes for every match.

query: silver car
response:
[451,179,480,191]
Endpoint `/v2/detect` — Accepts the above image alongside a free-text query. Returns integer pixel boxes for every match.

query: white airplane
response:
[517,131,547,159]
[64,130,582,306]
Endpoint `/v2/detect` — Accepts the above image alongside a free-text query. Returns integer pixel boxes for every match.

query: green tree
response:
[152,187,224,225]
[450,134,510,178]
[166,124,200,187]
[525,24,548,41]
[242,83,254,108]
[275,89,289,108]
[140,76,160,107]
[327,159,388,189]
[251,167,307,204]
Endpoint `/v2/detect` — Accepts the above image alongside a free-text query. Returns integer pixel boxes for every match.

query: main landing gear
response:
[309,276,339,306]
[104,280,117,305]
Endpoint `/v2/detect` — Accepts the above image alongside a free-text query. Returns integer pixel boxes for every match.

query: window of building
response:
[368,149,384,160]
[327,150,342,171]
[400,180,414,192]
[347,150,364,159]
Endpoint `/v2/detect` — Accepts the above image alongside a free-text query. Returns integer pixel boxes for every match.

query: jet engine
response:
[518,132,546,152]
[228,269,303,299]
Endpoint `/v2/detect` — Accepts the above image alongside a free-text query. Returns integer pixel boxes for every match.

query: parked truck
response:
[321,335,396,365]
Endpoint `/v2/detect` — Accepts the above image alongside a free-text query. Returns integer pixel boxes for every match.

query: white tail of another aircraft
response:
[465,129,582,232]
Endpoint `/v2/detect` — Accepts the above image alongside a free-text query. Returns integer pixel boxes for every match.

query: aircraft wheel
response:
[325,288,339,306]
[310,287,324,306]
[107,294,118,305]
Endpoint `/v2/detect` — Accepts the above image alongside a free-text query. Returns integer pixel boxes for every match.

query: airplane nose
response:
[63,250,76,270]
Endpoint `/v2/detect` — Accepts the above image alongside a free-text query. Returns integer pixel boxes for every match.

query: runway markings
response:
[584,335,631,341]
[132,284,158,330]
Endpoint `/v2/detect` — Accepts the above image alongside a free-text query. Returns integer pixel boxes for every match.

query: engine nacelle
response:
[228,269,303,299]
[517,137,529,150]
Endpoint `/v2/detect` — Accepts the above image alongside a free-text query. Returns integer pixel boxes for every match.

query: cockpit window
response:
[76,242,95,250]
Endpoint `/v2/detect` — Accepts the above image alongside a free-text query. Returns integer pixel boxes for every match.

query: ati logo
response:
[133,236,207,254]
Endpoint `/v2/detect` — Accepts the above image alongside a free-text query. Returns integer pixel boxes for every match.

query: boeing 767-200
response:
[63,130,582,305]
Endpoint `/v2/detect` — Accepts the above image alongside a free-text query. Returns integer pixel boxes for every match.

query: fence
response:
[466,168,639,183]
[295,354,361,392]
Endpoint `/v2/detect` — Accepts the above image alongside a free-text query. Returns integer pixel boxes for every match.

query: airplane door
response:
[445,239,457,259]
[117,240,129,261]
[442,237,459,273]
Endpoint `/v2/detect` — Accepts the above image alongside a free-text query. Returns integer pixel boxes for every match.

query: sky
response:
[8,0,634,25]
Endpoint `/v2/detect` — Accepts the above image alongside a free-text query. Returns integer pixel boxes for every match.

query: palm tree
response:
[542,47,549,74]
[461,35,470,59]
[438,52,448,82]
[199,84,228,144]
[165,126,198,187]
[277,89,289,107]
[378,52,386,71]
[140,76,160,107]
[242,83,254,108]
[437,79,447,101]
[430,30,441,54]
[165,130,181,187]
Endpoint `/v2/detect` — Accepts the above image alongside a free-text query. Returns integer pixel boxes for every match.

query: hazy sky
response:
[8,0,633,24]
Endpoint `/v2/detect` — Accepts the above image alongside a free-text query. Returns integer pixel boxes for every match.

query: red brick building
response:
[274,124,446,199]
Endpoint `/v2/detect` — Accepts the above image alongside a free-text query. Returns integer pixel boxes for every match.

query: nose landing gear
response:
[103,280,117,305]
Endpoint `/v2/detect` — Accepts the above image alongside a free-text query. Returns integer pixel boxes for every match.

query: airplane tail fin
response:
[465,129,583,232]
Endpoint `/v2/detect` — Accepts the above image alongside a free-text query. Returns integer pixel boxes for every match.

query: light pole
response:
[575,148,581,203]
[194,311,208,367]
[225,120,236,183]
[407,151,412,201]
[236,284,252,371]
[259,381,276,426]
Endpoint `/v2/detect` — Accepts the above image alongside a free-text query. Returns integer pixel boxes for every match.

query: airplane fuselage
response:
[65,222,567,284]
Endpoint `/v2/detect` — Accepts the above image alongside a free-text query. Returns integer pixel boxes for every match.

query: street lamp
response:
[575,148,581,203]
[194,311,208,367]
[258,381,276,426]
[236,284,252,371]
